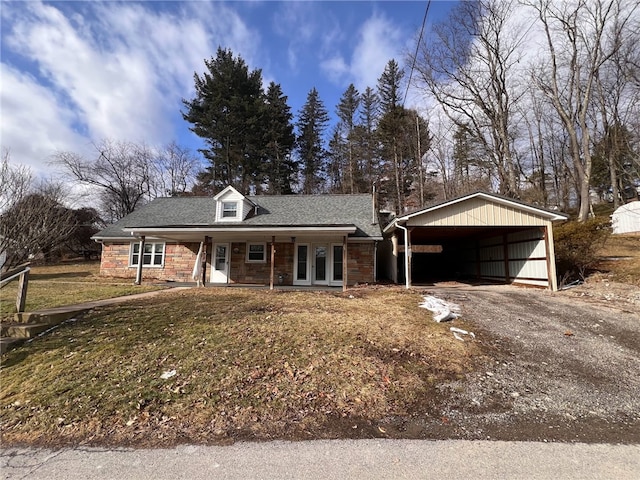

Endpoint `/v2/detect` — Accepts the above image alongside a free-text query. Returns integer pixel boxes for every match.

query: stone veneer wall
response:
[100,242,200,282]
[347,242,375,285]
[100,240,376,285]
[230,242,295,285]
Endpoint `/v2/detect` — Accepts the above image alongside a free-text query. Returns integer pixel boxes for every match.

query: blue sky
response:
[1,1,457,180]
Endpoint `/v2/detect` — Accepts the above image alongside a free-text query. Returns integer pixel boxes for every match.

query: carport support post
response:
[544,224,559,291]
[135,236,145,285]
[396,223,411,289]
[503,234,510,283]
[342,235,348,292]
[269,236,276,290]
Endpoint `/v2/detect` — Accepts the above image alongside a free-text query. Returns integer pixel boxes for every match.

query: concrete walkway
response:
[15,286,191,323]
[1,287,191,354]
[2,440,639,480]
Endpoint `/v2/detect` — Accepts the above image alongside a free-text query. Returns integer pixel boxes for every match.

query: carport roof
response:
[384,191,568,233]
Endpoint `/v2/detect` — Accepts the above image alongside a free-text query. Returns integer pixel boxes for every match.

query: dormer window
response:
[214,185,254,222]
[222,202,238,218]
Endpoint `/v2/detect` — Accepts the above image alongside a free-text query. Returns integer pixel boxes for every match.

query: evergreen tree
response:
[336,84,361,193]
[357,87,380,192]
[296,88,330,194]
[182,48,264,194]
[262,82,297,194]
[377,59,406,212]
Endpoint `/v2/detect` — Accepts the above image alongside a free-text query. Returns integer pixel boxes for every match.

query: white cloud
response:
[320,13,404,91]
[0,64,89,176]
[0,0,258,181]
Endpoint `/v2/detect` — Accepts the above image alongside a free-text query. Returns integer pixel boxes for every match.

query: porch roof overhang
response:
[118,225,360,243]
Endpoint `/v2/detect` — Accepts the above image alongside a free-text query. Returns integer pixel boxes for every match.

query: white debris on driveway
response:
[450,326,476,341]
[419,295,476,340]
[419,295,461,322]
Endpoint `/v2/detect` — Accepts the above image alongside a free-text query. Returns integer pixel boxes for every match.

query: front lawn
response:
[0,262,164,320]
[0,287,481,447]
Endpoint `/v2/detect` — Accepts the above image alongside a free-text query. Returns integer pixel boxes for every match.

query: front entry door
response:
[210,243,229,283]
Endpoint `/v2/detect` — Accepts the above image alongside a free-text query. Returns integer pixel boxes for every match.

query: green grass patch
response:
[1,262,163,320]
[0,287,481,447]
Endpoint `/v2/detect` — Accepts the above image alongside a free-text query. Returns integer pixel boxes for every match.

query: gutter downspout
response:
[395,222,410,289]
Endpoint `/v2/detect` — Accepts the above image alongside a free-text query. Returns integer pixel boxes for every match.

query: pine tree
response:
[377,59,406,212]
[336,84,361,193]
[182,48,264,194]
[296,88,330,194]
[262,82,296,194]
[357,87,380,192]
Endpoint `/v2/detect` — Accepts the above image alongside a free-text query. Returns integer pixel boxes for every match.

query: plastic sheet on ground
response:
[450,326,475,341]
[419,295,461,322]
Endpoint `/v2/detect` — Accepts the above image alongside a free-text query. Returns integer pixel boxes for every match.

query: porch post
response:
[202,236,210,286]
[269,235,276,290]
[406,228,412,288]
[342,235,348,292]
[134,235,145,285]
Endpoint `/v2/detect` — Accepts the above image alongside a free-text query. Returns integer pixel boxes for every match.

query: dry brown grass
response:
[596,234,640,286]
[0,262,163,320]
[0,287,482,447]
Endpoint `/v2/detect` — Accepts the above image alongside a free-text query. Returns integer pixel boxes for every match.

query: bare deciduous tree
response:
[413,0,526,198]
[54,139,199,223]
[1,153,76,270]
[527,0,637,220]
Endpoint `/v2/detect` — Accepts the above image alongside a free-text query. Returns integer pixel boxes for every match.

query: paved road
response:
[2,440,639,479]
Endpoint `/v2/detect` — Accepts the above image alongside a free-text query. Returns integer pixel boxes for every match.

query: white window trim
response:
[246,242,267,263]
[331,243,344,285]
[129,242,165,268]
[293,243,311,285]
[221,201,238,219]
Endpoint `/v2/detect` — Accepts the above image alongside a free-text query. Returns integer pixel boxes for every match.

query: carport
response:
[381,192,568,291]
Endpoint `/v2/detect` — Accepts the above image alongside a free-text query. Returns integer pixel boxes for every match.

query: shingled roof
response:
[94,194,382,240]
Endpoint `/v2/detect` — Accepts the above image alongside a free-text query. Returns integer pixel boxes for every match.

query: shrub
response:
[554,218,611,285]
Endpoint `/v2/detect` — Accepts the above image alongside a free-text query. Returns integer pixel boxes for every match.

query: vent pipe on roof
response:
[372,183,377,225]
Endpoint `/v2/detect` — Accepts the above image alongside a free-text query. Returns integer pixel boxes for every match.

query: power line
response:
[403,0,431,109]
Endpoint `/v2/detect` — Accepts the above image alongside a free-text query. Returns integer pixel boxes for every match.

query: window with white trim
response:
[130,242,165,267]
[222,201,238,218]
[246,242,266,263]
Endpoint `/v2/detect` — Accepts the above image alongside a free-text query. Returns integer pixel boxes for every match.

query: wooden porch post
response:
[342,235,348,292]
[406,228,413,288]
[269,236,276,290]
[135,236,145,285]
[202,236,210,286]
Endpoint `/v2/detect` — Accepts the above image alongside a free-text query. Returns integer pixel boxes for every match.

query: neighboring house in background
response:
[93,186,382,288]
[611,201,640,234]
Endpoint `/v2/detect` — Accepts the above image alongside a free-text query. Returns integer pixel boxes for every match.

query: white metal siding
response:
[474,230,549,287]
[406,198,552,228]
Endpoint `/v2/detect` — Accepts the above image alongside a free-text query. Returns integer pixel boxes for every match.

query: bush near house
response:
[554,218,611,284]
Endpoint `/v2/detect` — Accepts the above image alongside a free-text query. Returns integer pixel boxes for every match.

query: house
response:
[380,192,568,291]
[93,186,382,289]
[94,188,568,291]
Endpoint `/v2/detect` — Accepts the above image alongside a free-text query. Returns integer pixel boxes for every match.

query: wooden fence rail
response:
[0,263,31,313]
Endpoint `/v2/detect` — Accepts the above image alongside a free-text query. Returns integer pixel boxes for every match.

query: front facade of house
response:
[93,187,381,288]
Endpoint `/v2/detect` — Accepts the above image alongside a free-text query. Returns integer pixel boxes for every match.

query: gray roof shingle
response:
[94,194,382,239]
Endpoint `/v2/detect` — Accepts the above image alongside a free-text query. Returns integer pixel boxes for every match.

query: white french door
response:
[293,243,344,286]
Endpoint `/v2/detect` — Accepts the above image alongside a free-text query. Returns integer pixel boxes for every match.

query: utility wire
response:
[403,0,431,109]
